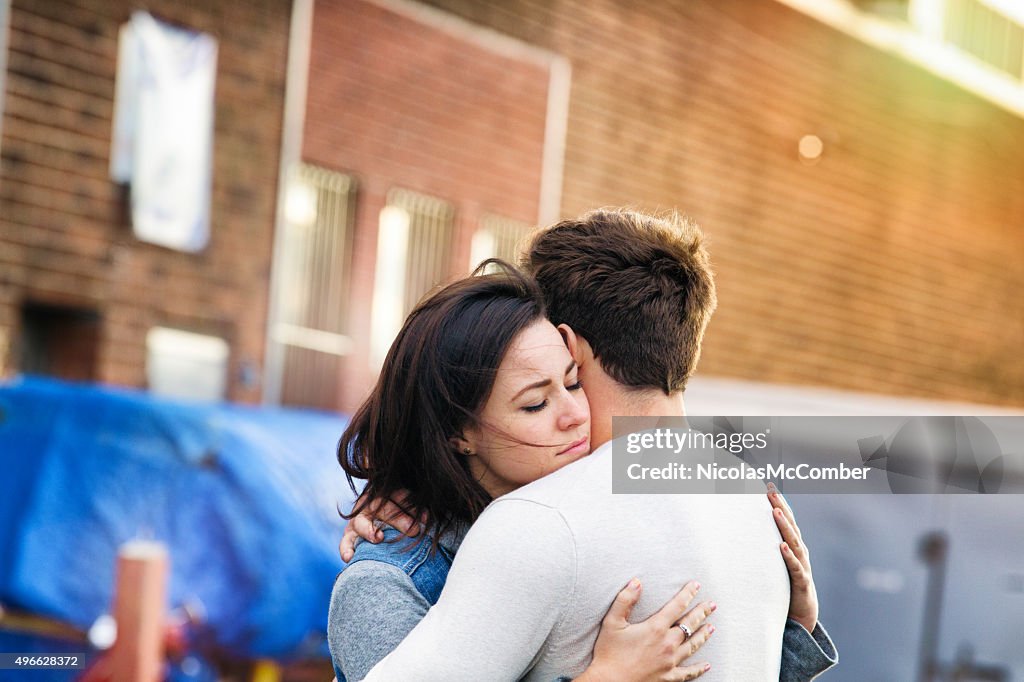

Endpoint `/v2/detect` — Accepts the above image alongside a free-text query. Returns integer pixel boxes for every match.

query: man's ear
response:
[557,323,589,365]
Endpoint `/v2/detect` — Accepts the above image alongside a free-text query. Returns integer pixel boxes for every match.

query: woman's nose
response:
[558,395,588,430]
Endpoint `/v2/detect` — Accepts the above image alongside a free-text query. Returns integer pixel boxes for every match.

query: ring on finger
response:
[676,622,692,639]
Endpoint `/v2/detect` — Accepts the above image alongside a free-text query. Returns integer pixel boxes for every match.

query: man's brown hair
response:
[522,209,717,394]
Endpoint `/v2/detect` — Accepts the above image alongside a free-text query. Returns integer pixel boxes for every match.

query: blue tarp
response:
[0,376,356,661]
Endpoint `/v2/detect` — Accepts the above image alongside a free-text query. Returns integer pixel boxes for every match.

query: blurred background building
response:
[2,0,1022,414]
[2,0,1024,679]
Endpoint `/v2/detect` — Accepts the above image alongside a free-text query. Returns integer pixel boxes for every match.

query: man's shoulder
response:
[457,445,609,559]
[499,439,616,506]
[449,494,578,578]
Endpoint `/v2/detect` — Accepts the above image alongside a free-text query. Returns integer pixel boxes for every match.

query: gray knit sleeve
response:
[327,560,431,681]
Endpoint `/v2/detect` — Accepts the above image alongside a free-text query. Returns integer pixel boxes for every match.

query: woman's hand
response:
[339,490,421,562]
[768,485,819,633]
[577,579,715,682]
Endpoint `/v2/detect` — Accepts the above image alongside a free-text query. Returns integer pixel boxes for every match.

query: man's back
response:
[363,438,791,681]
[496,440,790,679]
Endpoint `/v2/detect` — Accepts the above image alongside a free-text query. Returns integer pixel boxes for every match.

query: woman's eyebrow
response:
[511,378,551,401]
[511,362,577,401]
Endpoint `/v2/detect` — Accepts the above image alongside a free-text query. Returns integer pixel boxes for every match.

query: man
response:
[358,210,836,680]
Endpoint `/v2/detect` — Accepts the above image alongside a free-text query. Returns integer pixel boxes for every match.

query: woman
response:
[328,262,818,681]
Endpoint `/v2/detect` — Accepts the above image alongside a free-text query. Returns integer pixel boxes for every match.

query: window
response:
[858,0,1024,79]
[943,0,1024,78]
[146,327,228,402]
[269,163,357,409]
[369,189,455,367]
[18,303,101,381]
[469,214,535,270]
[387,188,456,316]
[775,0,1024,116]
[851,0,910,21]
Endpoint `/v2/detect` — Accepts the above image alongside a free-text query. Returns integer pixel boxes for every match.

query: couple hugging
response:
[328,210,838,681]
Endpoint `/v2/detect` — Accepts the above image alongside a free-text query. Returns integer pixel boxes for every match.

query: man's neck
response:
[587,374,685,448]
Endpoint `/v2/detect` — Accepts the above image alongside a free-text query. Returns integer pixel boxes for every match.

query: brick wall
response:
[416,0,1024,407]
[0,0,290,402]
[303,0,552,410]
[6,0,1022,409]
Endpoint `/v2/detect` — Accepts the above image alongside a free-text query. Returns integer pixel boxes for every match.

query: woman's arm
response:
[327,560,430,681]
[770,487,838,680]
[770,486,817,631]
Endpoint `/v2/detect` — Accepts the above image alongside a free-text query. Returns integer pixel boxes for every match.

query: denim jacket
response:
[347,527,455,605]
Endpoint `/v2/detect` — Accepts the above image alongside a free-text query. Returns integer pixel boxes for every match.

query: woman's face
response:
[462,319,591,498]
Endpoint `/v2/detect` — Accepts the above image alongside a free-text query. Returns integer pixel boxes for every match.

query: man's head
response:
[522,209,717,396]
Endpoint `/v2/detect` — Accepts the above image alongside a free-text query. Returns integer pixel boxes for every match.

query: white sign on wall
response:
[110,12,217,252]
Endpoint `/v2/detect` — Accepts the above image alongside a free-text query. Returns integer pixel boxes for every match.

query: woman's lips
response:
[558,436,589,456]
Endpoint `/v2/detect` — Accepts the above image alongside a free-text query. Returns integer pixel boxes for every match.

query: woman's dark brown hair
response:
[338,260,546,551]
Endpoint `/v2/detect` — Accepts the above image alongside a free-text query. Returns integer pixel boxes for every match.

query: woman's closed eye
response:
[522,399,548,413]
[522,381,583,413]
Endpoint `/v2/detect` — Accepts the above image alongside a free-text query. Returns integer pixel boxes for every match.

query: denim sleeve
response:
[780,619,839,681]
[327,560,431,682]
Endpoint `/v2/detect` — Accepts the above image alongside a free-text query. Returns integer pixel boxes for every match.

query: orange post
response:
[109,540,169,682]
